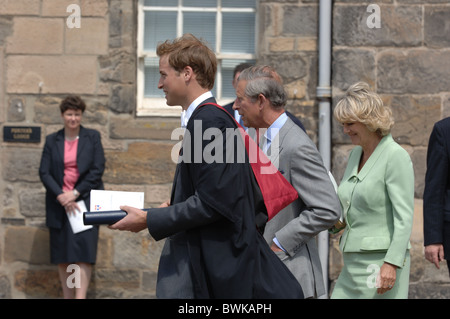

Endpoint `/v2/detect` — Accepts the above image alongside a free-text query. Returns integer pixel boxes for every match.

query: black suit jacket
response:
[424,117,450,257]
[147,99,303,298]
[39,126,105,228]
[222,101,235,116]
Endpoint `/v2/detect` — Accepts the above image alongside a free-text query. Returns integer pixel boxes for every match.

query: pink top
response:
[63,139,80,192]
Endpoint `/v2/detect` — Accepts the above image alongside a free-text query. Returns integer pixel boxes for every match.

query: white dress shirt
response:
[261,112,287,154]
[180,91,213,128]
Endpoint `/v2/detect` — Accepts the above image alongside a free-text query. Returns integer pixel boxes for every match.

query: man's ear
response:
[183,66,194,82]
[258,93,267,110]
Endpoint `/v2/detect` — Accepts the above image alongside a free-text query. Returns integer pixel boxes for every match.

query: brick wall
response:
[0,0,449,298]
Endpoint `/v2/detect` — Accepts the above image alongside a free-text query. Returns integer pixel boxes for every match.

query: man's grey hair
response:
[237,65,287,109]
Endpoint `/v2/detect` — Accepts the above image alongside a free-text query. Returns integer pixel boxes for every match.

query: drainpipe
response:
[317,0,332,299]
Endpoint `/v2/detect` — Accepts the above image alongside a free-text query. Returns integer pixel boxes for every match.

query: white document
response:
[68,200,93,234]
[90,190,145,212]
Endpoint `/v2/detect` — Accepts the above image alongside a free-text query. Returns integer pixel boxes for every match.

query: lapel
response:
[169,163,182,204]
[55,126,88,167]
[76,126,89,174]
[179,97,217,154]
[170,97,217,203]
[347,134,393,182]
[346,147,362,181]
[267,118,292,165]
[186,97,217,127]
[171,144,184,204]
[77,126,87,159]
[55,129,65,165]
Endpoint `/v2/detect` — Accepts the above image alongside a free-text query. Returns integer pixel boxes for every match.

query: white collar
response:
[261,112,287,153]
[181,91,213,128]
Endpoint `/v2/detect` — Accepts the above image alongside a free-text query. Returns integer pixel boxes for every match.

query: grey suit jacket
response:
[263,117,341,298]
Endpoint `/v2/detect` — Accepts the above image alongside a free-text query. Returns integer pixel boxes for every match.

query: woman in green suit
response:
[331,82,414,299]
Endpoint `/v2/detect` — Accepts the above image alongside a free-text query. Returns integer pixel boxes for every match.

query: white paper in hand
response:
[90,190,145,211]
[68,200,93,234]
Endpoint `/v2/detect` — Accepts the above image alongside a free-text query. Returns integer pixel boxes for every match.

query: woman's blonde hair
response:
[334,82,394,136]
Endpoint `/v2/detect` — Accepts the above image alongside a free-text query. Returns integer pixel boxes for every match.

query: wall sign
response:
[3,126,41,143]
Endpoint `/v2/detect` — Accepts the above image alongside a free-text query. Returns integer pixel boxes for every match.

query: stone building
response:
[0,0,449,298]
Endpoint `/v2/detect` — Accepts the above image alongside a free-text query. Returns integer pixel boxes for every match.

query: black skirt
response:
[49,213,99,264]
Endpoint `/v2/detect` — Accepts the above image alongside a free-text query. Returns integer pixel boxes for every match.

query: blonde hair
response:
[334,82,394,136]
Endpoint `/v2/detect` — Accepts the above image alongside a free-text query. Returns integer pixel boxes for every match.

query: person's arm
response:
[39,136,63,197]
[74,130,105,196]
[384,147,414,268]
[110,106,239,237]
[274,134,342,256]
[376,145,414,294]
[424,123,449,268]
[424,124,447,246]
[425,244,445,269]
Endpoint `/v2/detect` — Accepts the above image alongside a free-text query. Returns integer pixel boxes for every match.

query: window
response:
[137,0,257,116]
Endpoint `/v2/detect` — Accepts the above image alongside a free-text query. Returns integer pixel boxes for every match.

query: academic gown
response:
[147,101,303,299]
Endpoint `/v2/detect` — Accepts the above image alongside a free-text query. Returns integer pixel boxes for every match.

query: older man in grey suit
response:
[233,65,341,298]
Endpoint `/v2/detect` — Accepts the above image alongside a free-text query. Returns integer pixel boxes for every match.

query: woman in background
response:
[39,95,105,299]
[331,82,414,299]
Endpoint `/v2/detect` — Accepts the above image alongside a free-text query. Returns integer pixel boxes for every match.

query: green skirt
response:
[331,251,410,299]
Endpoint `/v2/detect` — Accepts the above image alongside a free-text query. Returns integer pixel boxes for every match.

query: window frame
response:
[136,0,258,117]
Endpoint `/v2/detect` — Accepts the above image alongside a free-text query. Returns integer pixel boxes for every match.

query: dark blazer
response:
[147,98,303,298]
[223,100,306,132]
[424,117,450,257]
[39,126,105,229]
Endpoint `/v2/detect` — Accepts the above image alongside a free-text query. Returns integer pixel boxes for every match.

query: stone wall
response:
[0,0,449,299]
[0,0,169,298]
[329,0,450,298]
[257,0,450,298]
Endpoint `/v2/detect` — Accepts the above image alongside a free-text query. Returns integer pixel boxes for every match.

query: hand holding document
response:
[83,190,145,225]
[68,200,93,234]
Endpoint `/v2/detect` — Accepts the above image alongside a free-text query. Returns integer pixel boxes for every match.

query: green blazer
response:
[338,134,414,268]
